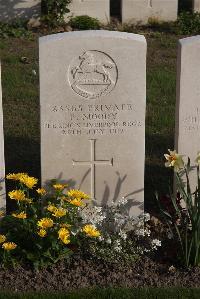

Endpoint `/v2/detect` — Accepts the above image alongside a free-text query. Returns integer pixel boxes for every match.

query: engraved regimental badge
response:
[68,50,118,99]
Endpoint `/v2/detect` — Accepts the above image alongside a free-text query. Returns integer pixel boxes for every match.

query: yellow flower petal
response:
[37,218,54,229]
[2,242,17,250]
[82,224,101,237]
[8,190,26,201]
[12,212,27,219]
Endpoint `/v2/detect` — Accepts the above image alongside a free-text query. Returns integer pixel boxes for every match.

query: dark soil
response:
[0,254,200,292]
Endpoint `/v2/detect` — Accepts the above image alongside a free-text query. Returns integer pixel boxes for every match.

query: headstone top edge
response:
[179,35,200,46]
[39,30,146,45]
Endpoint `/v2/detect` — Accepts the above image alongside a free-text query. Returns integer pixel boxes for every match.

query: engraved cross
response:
[72,139,113,200]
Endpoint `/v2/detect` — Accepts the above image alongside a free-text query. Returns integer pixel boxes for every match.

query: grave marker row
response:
[66,0,178,24]
[0,0,178,24]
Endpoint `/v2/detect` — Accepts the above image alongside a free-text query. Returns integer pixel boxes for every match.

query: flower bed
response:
[1,149,200,290]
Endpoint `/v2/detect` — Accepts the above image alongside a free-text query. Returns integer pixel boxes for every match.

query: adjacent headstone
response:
[65,0,110,23]
[193,0,200,12]
[175,36,200,187]
[0,63,6,213]
[122,0,178,24]
[40,31,146,216]
[0,0,41,22]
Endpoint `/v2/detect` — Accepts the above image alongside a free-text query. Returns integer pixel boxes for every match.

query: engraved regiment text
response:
[44,103,142,136]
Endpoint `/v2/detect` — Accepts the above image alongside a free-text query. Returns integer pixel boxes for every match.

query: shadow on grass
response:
[3,131,174,214]
[145,132,174,214]
[4,135,40,213]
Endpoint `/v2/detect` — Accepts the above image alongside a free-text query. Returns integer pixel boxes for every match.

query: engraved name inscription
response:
[68,50,118,99]
[44,103,143,136]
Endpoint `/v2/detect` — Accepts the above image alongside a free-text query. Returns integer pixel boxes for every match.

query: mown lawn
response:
[0,29,182,211]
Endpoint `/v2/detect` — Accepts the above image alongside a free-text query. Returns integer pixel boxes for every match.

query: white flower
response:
[143,213,150,222]
[32,69,37,75]
[106,237,112,244]
[118,197,128,205]
[94,206,102,213]
[118,230,127,240]
[151,239,161,249]
[164,149,184,172]
[136,228,151,237]
[99,236,104,242]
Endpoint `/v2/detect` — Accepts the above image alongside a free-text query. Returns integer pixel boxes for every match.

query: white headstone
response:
[175,36,200,186]
[193,0,200,12]
[0,63,6,212]
[122,0,178,24]
[40,30,146,216]
[0,0,41,22]
[66,0,110,23]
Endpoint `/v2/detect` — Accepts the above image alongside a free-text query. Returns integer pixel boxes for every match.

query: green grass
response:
[1,288,200,298]
[0,29,179,211]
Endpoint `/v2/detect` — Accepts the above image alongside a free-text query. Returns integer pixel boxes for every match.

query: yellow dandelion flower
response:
[58,227,70,238]
[47,204,57,213]
[37,229,47,237]
[61,236,70,244]
[69,198,85,207]
[67,189,89,199]
[0,235,6,243]
[12,211,27,219]
[164,149,184,172]
[8,190,26,201]
[52,208,67,218]
[2,242,17,250]
[6,173,26,181]
[82,224,101,237]
[58,227,70,244]
[37,218,54,229]
[53,183,68,191]
[19,174,38,189]
[36,188,46,196]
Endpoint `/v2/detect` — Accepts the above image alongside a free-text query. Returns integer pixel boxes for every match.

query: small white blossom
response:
[143,213,150,222]
[94,206,102,213]
[118,197,128,205]
[118,230,127,240]
[32,69,37,75]
[106,237,112,244]
[151,239,161,249]
[136,228,151,237]
[99,236,105,242]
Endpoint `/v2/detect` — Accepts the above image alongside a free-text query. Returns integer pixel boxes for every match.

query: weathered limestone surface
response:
[175,36,200,188]
[40,30,146,216]
[0,63,5,212]
[0,0,41,22]
[65,0,110,23]
[122,0,178,24]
